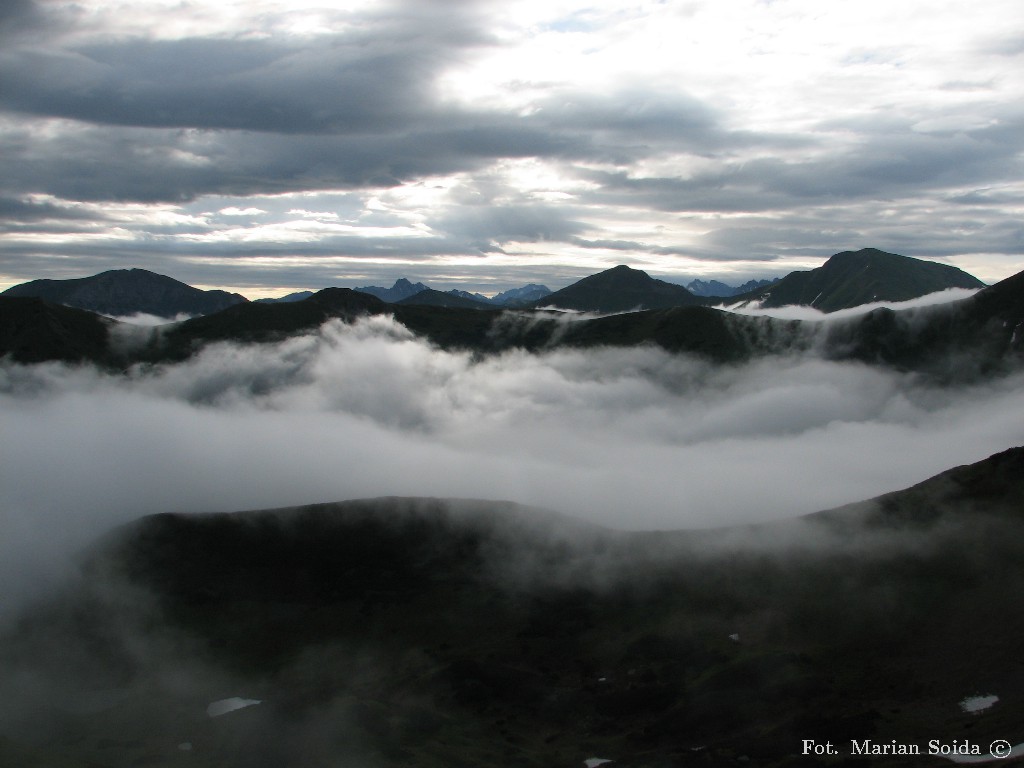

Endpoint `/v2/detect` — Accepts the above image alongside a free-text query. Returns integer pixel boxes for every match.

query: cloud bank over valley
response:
[3,314,1023,610]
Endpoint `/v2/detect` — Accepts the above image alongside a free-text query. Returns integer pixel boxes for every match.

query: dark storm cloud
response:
[0,195,100,226]
[531,88,727,154]
[0,119,580,203]
[1,38,438,134]
[0,1,742,208]
[576,116,1024,216]
[0,0,494,133]
[0,0,598,208]
[0,0,39,36]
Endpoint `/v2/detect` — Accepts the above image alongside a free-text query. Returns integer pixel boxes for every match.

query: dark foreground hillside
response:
[2,449,1023,767]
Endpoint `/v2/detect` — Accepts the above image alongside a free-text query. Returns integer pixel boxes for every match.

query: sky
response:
[1,0,1023,297]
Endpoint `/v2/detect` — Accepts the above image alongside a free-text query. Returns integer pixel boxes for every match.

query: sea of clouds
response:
[3,309,1024,613]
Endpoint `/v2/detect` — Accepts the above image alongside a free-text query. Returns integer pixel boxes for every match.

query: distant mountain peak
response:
[354,279,428,303]
[1,268,248,317]
[686,277,778,298]
[537,264,698,313]
[491,284,552,306]
[731,248,985,312]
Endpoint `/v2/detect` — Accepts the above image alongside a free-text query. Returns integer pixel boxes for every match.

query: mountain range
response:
[2,446,1022,766]
[685,277,777,297]
[353,278,431,303]
[2,253,1018,381]
[2,248,980,320]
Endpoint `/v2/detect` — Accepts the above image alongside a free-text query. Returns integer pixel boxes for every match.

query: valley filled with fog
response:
[4,303,1024,614]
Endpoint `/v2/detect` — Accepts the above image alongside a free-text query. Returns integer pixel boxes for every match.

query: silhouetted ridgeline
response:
[1,268,247,317]
[729,248,985,312]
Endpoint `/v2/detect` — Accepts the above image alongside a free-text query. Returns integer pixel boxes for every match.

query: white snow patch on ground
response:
[960,694,999,713]
[206,697,262,718]
[584,759,613,767]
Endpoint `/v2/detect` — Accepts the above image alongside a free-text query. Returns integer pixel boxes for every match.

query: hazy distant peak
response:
[491,284,552,305]
[354,279,428,303]
[686,278,778,298]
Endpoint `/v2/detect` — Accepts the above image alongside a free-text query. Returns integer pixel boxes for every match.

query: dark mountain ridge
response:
[3,265,1023,380]
[1,268,248,318]
[731,248,985,312]
[3,447,1023,767]
[686,277,778,297]
[534,264,701,312]
[353,278,428,303]
[492,283,552,305]
[0,296,114,364]
[395,288,496,310]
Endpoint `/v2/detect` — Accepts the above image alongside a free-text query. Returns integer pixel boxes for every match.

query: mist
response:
[715,287,981,320]
[3,313,1024,614]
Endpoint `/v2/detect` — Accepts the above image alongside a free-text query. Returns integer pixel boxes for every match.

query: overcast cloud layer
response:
[3,315,1024,613]
[1,0,1023,296]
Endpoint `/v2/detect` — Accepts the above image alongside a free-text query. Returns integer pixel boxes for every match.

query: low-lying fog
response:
[714,287,981,321]
[2,310,1023,612]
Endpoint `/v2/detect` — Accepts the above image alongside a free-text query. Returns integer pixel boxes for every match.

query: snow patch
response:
[207,697,262,718]
[584,759,613,768]
[960,694,998,713]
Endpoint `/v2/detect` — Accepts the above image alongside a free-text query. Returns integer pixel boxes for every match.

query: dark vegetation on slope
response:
[2,448,1023,767]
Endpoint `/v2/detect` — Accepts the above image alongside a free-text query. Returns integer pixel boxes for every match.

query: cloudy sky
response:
[1,0,1023,297]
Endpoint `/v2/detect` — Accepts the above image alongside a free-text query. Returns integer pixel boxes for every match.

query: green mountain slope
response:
[2,447,1023,767]
[734,248,985,312]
